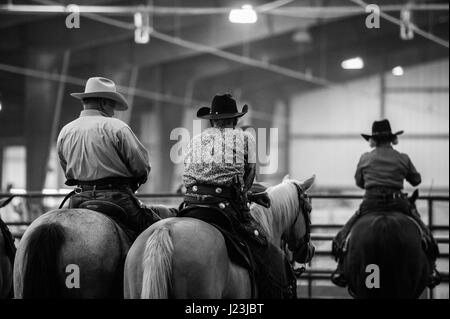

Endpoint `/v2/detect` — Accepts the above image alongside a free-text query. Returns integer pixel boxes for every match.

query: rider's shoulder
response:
[397,151,412,161]
[360,151,372,159]
[105,117,130,131]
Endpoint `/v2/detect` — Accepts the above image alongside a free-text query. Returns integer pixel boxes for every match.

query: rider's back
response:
[57,109,149,182]
[355,144,421,190]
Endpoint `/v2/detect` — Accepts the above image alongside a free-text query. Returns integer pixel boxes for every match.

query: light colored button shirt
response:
[183,127,256,189]
[57,109,150,183]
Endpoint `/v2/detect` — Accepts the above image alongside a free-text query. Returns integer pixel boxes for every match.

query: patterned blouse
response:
[183,127,256,189]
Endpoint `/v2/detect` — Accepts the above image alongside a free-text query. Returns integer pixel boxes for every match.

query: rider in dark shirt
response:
[331,119,440,288]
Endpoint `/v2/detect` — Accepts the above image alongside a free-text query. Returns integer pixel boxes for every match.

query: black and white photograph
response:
[0,0,448,306]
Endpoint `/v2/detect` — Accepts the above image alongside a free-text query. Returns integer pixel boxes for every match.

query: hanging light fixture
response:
[341,57,364,70]
[229,5,258,24]
[134,10,151,44]
[400,5,414,40]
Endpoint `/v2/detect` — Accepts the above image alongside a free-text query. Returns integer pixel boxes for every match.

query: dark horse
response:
[343,198,430,298]
[0,196,15,299]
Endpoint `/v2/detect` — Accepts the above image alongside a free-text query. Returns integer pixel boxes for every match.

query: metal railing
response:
[1,192,448,299]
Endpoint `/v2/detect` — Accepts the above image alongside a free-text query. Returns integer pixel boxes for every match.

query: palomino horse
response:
[0,196,16,299]
[14,209,132,298]
[124,175,316,299]
[343,207,431,298]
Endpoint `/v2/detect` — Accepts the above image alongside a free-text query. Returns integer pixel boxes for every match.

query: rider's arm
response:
[56,130,68,173]
[405,155,421,187]
[243,132,257,192]
[354,154,366,189]
[117,126,151,185]
[243,163,256,193]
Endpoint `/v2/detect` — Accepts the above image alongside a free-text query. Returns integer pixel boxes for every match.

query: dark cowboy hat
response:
[361,119,404,141]
[197,94,248,120]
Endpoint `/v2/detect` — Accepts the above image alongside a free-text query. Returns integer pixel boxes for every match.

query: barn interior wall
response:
[289,58,449,192]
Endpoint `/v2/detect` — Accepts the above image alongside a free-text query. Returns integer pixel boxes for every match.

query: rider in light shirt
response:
[57,77,160,235]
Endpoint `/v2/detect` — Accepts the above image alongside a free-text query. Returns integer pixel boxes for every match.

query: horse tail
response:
[22,223,66,298]
[141,225,174,299]
[370,214,403,296]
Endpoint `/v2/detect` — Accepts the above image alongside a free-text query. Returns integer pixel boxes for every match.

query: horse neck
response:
[251,183,300,247]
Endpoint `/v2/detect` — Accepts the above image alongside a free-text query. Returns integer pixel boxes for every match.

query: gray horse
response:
[14,204,175,299]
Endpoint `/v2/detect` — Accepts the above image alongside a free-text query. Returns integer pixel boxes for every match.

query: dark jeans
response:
[69,189,160,234]
[332,197,439,262]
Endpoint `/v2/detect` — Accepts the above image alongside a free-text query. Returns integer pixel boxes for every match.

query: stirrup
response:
[331,269,347,288]
[429,269,442,289]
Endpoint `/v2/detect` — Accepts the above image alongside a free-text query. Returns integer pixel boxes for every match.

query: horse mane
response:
[250,181,299,240]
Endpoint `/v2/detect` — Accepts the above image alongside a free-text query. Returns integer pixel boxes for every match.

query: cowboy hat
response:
[361,119,404,141]
[197,94,248,120]
[70,77,129,111]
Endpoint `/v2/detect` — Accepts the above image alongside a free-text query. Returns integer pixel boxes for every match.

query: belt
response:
[75,183,132,193]
[364,192,407,200]
[186,184,236,201]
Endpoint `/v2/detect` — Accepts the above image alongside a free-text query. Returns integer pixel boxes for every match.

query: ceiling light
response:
[392,66,404,76]
[134,12,150,44]
[341,57,364,70]
[229,5,258,24]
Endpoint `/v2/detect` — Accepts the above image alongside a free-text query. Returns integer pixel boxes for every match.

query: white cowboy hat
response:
[70,77,129,111]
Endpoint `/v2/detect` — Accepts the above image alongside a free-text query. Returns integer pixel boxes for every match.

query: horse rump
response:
[346,212,428,298]
[21,223,66,298]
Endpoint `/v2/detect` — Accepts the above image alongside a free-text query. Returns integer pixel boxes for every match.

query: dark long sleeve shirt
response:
[355,145,421,190]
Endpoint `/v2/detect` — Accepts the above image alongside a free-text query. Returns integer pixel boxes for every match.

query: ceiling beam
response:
[69,14,312,71]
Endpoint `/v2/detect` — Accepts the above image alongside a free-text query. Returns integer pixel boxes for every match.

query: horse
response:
[123,175,316,299]
[0,222,14,299]
[343,203,431,298]
[13,208,133,298]
[0,196,16,299]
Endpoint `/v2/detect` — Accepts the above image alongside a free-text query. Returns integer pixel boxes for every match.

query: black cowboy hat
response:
[197,94,248,120]
[361,119,404,141]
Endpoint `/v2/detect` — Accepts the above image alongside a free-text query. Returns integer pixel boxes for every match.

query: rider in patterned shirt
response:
[182,94,269,238]
[183,125,256,192]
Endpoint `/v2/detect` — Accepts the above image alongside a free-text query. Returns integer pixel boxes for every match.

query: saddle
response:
[79,200,128,222]
[78,200,135,241]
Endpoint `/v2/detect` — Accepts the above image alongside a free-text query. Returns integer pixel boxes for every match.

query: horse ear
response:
[301,175,316,192]
[0,195,15,209]
[282,174,291,182]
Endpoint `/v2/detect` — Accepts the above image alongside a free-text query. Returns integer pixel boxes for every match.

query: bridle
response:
[284,182,314,272]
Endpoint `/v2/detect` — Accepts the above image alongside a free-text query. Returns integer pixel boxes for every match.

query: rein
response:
[285,182,313,276]
[290,182,312,251]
